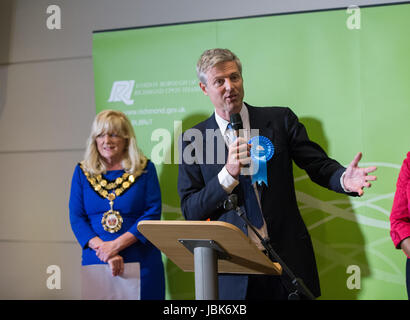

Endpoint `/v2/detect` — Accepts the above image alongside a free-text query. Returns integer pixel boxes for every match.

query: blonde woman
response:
[69,110,164,299]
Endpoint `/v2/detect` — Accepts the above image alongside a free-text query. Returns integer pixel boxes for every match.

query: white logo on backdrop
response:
[108,80,135,105]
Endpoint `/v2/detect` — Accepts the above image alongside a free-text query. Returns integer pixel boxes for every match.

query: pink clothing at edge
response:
[390,152,410,257]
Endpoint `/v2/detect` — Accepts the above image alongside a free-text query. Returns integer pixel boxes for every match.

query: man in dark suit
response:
[177,48,377,299]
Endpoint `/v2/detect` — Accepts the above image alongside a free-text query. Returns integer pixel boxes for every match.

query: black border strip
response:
[93,1,410,34]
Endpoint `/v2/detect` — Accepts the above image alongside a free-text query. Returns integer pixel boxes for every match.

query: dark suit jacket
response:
[177,103,355,299]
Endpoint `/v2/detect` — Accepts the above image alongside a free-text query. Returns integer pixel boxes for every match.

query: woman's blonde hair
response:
[82,109,146,176]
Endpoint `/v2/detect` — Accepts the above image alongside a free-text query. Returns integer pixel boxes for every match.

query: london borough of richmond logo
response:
[108,80,135,105]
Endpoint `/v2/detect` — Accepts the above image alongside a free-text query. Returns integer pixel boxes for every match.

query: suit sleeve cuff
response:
[340,171,350,192]
[218,166,239,194]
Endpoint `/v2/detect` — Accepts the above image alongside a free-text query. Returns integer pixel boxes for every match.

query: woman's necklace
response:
[80,163,144,233]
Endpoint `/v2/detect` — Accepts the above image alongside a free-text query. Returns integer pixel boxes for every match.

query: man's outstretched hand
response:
[343,152,377,196]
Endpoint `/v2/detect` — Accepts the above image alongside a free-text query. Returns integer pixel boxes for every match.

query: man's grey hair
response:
[196,48,242,85]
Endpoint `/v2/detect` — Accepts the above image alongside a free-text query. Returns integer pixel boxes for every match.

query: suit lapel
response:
[247,103,274,141]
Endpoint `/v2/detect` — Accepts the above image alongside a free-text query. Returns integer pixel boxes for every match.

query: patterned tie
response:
[227,123,264,228]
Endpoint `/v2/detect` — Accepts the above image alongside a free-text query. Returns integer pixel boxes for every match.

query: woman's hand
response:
[95,241,119,263]
[400,237,410,258]
[88,236,103,250]
[108,255,124,277]
[90,232,138,263]
[89,232,138,263]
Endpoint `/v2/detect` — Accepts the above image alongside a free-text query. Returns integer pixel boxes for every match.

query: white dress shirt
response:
[215,104,269,250]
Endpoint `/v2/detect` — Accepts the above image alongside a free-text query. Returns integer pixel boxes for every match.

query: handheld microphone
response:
[229,113,242,137]
[230,113,250,171]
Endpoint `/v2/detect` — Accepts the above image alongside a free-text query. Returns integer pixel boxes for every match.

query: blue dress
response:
[69,160,165,300]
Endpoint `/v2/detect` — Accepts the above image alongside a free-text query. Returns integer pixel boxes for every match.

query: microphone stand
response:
[224,194,315,300]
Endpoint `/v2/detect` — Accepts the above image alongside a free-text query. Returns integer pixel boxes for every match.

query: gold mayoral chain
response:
[80,162,145,233]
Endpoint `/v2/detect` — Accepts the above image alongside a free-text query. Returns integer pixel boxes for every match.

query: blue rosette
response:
[248,136,274,186]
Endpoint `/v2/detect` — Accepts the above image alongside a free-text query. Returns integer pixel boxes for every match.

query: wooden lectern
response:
[137,220,282,300]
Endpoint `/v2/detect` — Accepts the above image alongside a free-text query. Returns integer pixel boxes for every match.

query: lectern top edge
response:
[138,219,242,231]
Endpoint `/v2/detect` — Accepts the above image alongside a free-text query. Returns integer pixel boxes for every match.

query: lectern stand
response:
[137,220,282,300]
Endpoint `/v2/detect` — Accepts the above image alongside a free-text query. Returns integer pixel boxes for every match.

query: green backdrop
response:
[92,3,410,299]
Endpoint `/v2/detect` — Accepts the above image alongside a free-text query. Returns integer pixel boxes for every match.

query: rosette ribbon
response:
[249,136,274,186]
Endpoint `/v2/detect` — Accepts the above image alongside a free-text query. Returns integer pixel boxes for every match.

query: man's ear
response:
[199,82,208,96]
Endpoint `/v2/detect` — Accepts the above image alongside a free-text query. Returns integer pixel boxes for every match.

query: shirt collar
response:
[214,103,248,135]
